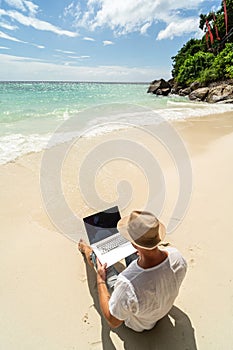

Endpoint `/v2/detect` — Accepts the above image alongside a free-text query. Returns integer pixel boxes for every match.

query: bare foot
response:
[78,239,94,267]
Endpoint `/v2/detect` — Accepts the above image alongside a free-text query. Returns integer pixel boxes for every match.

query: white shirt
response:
[109,247,187,332]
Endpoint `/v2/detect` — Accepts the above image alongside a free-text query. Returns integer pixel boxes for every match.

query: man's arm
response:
[96,260,123,329]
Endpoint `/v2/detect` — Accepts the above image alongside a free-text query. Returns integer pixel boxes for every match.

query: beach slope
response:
[0,112,233,349]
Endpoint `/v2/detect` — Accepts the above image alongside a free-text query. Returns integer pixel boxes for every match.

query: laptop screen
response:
[83,206,121,245]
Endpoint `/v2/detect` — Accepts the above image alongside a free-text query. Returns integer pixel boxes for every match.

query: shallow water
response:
[0,81,232,164]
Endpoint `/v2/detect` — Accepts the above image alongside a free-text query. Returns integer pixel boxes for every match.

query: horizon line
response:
[0,80,151,84]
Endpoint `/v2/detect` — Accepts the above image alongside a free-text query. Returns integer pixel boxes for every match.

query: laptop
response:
[83,206,137,267]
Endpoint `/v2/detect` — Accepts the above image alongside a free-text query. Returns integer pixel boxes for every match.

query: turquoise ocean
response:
[0,81,232,164]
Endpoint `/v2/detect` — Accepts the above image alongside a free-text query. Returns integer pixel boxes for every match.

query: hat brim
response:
[117,215,166,250]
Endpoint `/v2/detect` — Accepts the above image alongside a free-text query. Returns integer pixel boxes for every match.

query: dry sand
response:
[0,112,233,349]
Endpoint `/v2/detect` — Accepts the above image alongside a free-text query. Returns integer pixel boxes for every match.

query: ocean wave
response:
[161,101,233,122]
[0,102,232,165]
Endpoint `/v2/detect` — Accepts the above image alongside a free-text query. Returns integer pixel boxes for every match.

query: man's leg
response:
[78,239,94,267]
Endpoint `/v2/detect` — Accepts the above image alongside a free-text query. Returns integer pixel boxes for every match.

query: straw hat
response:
[117,210,166,250]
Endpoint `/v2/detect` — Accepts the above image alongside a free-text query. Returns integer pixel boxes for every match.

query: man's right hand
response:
[96,259,107,283]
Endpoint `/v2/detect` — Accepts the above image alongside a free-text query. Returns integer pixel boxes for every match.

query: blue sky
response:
[0,0,220,82]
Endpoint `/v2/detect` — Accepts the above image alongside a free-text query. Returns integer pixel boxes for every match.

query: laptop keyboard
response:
[96,235,129,254]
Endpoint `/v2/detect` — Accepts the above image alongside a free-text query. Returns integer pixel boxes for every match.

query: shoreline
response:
[1,109,233,166]
[0,111,233,349]
[0,80,149,84]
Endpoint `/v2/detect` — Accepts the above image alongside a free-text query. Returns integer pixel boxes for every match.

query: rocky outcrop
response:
[147,78,233,103]
[206,84,233,103]
[188,84,233,103]
[189,87,209,101]
[147,79,171,96]
[190,81,202,91]
[179,87,191,96]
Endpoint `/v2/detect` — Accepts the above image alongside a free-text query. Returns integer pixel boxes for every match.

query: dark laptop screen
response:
[83,206,121,245]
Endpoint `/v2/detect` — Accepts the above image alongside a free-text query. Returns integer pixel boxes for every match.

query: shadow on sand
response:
[83,259,198,350]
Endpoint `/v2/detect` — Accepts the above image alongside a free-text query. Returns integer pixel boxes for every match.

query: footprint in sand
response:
[82,312,90,325]
[188,245,201,267]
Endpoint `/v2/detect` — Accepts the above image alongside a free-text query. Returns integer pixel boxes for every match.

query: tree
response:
[202,0,233,41]
[212,43,233,78]
[218,0,233,36]
[172,39,205,78]
[197,43,233,84]
[176,52,214,86]
[171,0,233,84]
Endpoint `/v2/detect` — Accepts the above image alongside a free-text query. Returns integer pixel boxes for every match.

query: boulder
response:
[168,78,175,87]
[179,87,191,96]
[208,78,233,88]
[156,89,163,95]
[190,81,202,91]
[216,99,233,104]
[156,88,171,96]
[148,77,233,103]
[206,84,233,103]
[189,87,209,101]
[171,82,183,94]
[162,88,171,96]
[147,79,171,95]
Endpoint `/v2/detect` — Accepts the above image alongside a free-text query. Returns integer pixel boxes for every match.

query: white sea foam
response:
[165,100,233,118]
[0,102,233,164]
[0,133,49,164]
[0,94,232,165]
[0,122,130,164]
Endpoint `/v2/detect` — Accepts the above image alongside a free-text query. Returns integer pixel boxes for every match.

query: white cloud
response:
[4,0,26,11]
[103,40,114,46]
[0,30,27,42]
[0,21,18,30]
[157,18,201,40]
[3,0,39,16]
[0,9,7,15]
[0,53,171,81]
[68,55,90,59]
[32,43,45,49]
[83,36,95,41]
[0,45,10,49]
[211,5,221,13]
[24,1,39,16]
[74,0,205,38]
[55,49,76,54]
[140,22,151,35]
[0,9,78,37]
[64,1,81,19]
[0,26,45,49]
[0,29,45,48]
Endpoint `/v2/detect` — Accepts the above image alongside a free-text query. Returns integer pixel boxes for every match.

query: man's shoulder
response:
[166,246,187,270]
[163,245,183,256]
[119,260,141,281]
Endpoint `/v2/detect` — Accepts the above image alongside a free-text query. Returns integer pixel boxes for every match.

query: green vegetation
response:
[172,0,233,87]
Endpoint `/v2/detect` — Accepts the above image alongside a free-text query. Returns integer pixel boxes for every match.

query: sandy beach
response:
[0,111,233,350]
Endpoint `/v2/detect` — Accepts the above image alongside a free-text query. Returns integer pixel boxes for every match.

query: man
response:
[78,210,187,332]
